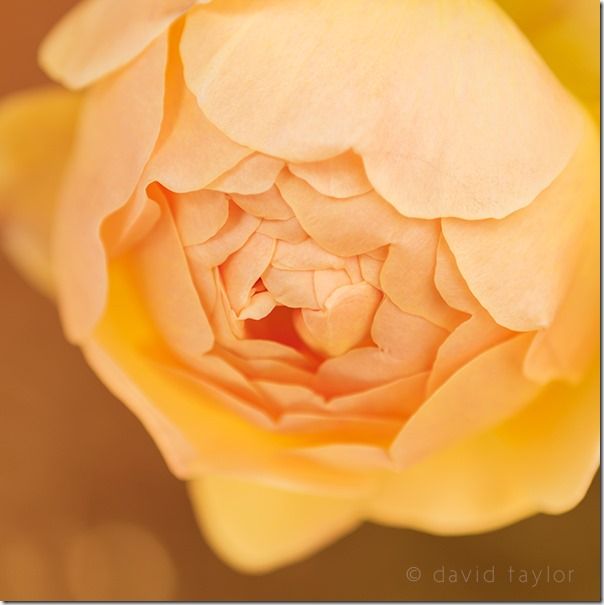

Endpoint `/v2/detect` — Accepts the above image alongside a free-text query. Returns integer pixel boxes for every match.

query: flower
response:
[0,0,598,573]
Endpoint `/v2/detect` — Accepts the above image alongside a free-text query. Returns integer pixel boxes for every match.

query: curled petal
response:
[40,0,206,88]
[231,186,294,221]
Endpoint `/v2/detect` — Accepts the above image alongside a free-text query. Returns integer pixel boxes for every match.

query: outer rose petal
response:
[182,0,583,219]
[39,0,209,89]
[0,87,80,293]
[188,475,362,574]
[54,34,168,342]
[369,366,599,534]
[443,123,598,332]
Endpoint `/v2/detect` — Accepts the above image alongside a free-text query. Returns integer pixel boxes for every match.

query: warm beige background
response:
[0,1,600,600]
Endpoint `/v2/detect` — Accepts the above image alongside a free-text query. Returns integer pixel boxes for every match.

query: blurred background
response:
[0,1,600,600]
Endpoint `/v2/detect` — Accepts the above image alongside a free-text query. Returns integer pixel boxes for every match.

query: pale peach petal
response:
[288,150,372,198]
[316,347,415,397]
[442,124,598,332]
[188,475,361,573]
[231,186,294,221]
[380,221,467,331]
[257,217,307,243]
[433,236,481,315]
[359,255,383,289]
[313,269,351,306]
[39,0,204,88]
[427,311,514,394]
[132,196,214,361]
[0,86,81,294]
[371,298,448,371]
[329,372,428,420]
[185,202,260,267]
[101,187,162,257]
[147,58,250,193]
[295,444,392,472]
[296,283,381,357]
[276,171,404,256]
[170,189,229,246]
[208,153,284,194]
[55,34,168,341]
[221,233,275,313]
[524,201,599,383]
[272,239,345,271]
[368,366,599,535]
[182,0,582,219]
[253,381,326,413]
[262,266,320,310]
[391,333,539,469]
[238,292,276,321]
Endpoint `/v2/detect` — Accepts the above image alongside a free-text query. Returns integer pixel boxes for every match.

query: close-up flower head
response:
[0,0,599,597]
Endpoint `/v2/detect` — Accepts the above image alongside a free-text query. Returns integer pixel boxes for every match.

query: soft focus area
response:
[0,1,599,600]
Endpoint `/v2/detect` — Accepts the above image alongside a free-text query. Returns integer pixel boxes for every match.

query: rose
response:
[0,0,598,573]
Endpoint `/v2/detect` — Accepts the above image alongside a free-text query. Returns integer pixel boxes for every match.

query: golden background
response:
[0,1,599,600]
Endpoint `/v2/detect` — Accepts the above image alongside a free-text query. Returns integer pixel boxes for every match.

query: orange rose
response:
[0,0,598,572]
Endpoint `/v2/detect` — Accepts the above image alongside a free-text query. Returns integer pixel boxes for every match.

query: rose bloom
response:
[0,0,598,572]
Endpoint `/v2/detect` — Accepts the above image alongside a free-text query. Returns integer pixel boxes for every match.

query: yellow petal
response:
[182,0,583,219]
[443,122,598,332]
[54,33,168,341]
[369,364,599,534]
[39,0,204,89]
[391,333,539,469]
[0,87,81,294]
[188,475,361,573]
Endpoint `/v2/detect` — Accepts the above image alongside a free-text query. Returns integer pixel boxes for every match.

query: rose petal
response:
[182,0,582,219]
[262,266,320,310]
[442,124,598,332]
[39,0,205,88]
[170,189,229,246]
[380,220,467,330]
[272,238,345,271]
[0,86,81,294]
[296,283,382,357]
[288,150,372,198]
[188,475,361,573]
[371,298,448,370]
[132,195,214,361]
[221,233,275,313]
[390,333,538,469]
[55,34,168,341]
[257,217,307,243]
[208,153,284,194]
[313,269,351,306]
[427,311,514,394]
[368,365,599,535]
[276,171,404,256]
[231,186,294,221]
